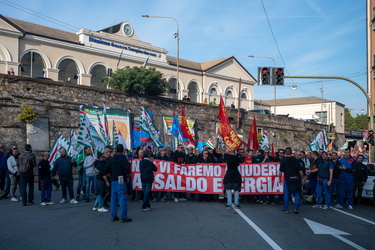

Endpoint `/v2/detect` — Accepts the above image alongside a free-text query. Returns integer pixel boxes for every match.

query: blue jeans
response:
[316,179,332,207]
[60,177,74,200]
[86,175,96,200]
[338,173,354,206]
[110,181,128,219]
[94,195,104,209]
[20,174,34,204]
[76,170,86,197]
[142,182,152,209]
[40,178,52,203]
[283,180,300,211]
[308,178,317,196]
[226,189,239,206]
[331,178,341,203]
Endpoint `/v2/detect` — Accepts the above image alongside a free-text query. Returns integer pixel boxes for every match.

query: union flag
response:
[218,95,242,150]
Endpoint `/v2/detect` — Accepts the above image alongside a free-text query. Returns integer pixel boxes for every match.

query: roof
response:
[0,15,80,44]
[260,96,345,107]
[166,55,254,79]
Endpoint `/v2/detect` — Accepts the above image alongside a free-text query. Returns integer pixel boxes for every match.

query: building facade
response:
[0,15,255,109]
[259,96,345,134]
[368,0,375,117]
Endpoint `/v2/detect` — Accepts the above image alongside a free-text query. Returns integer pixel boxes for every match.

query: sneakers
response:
[234,205,240,209]
[174,198,179,203]
[11,197,18,202]
[93,207,98,211]
[348,205,353,210]
[142,207,152,212]
[41,202,47,206]
[334,204,343,209]
[120,218,132,223]
[225,204,232,209]
[294,209,299,214]
[60,198,66,204]
[179,198,187,202]
[312,204,322,208]
[98,208,108,212]
[70,198,79,204]
[322,205,329,210]
[46,201,54,205]
[160,198,165,202]
[281,210,289,214]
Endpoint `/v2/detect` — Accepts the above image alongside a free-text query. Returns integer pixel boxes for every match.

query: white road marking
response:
[331,207,375,226]
[304,218,366,250]
[232,206,282,250]
[332,235,366,250]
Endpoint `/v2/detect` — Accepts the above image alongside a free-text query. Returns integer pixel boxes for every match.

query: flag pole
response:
[237,78,242,129]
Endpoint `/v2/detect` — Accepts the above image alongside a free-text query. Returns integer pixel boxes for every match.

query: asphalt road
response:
[1,185,374,250]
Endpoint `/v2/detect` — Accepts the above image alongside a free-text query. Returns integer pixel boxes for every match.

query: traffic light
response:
[368,130,374,146]
[273,67,284,85]
[258,67,271,85]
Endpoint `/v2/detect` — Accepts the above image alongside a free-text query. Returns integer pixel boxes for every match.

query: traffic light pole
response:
[285,75,374,161]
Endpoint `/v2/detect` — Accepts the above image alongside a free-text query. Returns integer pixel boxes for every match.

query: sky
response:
[0,0,368,116]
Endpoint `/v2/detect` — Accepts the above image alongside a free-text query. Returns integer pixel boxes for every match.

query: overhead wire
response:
[0,0,80,32]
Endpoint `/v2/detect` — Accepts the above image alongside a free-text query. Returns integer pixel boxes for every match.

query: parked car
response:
[362,162,375,199]
[248,109,272,115]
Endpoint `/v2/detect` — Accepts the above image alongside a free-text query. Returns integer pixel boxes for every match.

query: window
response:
[315,111,327,124]
[210,88,217,95]
[226,90,233,98]
[58,59,79,84]
[167,78,178,99]
[90,65,107,88]
[188,81,199,102]
[241,93,247,99]
[20,51,45,78]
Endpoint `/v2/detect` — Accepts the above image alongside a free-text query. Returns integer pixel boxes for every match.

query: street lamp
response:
[249,55,277,115]
[142,15,180,99]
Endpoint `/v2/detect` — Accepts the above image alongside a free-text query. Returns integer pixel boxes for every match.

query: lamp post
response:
[249,55,277,115]
[142,15,180,99]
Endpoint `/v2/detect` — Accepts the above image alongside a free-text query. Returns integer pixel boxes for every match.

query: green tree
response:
[102,66,168,96]
[344,108,369,130]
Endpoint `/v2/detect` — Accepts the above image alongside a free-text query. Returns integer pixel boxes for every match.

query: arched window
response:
[58,59,79,84]
[167,78,178,99]
[210,88,218,95]
[90,65,107,88]
[20,51,45,78]
[241,93,247,99]
[188,81,199,102]
[226,90,233,98]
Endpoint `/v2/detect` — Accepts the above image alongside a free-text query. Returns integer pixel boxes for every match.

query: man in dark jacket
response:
[107,144,132,223]
[279,147,304,214]
[17,144,37,206]
[52,148,78,204]
[353,155,367,205]
[38,152,54,205]
[140,150,157,211]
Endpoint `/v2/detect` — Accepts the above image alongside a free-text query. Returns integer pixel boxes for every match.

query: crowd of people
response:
[0,142,372,222]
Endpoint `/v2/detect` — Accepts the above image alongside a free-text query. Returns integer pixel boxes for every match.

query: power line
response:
[260,0,294,84]
[0,0,80,32]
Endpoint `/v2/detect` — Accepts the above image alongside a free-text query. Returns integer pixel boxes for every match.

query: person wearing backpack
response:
[17,144,36,206]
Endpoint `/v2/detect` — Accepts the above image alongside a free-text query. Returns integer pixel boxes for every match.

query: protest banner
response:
[131,159,283,195]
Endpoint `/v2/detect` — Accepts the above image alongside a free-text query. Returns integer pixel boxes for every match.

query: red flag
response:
[180,106,196,146]
[218,95,243,150]
[247,116,259,150]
